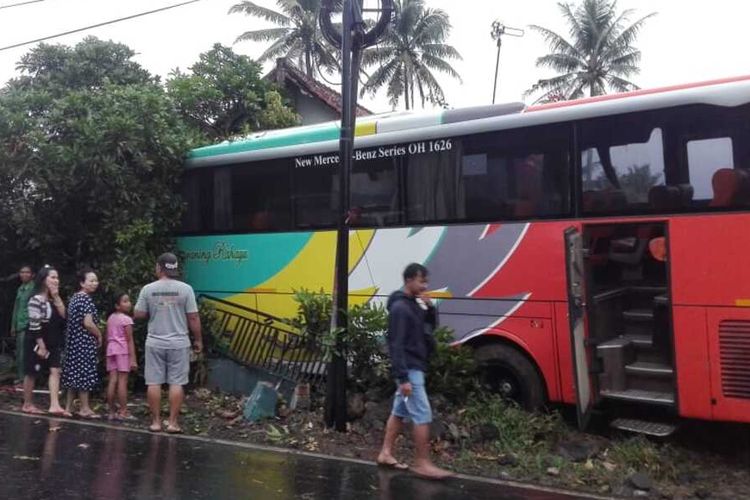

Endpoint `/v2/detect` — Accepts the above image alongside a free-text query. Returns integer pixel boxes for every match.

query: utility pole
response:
[491,21,524,104]
[319,0,393,432]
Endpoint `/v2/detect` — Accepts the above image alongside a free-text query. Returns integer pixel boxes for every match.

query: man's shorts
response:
[106,354,130,373]
[145,346,190,386]
[391,369,433,425]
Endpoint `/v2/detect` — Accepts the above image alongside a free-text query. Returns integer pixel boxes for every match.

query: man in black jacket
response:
[376,263,452,480]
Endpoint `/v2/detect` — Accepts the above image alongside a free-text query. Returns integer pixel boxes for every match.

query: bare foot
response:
[149,421,162,432]
[410,462,454,480]
[22,404,44,415]
[48,407,73,417]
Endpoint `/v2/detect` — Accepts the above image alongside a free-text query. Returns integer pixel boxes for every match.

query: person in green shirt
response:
[11,265,34,382]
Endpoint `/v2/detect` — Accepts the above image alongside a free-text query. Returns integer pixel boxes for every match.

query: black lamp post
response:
[319,0,393,431]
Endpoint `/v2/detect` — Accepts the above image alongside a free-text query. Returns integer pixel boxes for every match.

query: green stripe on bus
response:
[178,232,314,292]
[188,124,340,159]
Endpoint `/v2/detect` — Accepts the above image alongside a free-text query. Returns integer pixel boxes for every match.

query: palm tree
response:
[525,0,655,102]
[229,0,340,78]
[360,0,462,110]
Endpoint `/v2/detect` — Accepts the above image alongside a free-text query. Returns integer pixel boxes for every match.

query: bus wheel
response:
[474,343,546,411]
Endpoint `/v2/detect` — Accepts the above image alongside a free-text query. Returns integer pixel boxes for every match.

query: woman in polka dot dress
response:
[62,268,103,418]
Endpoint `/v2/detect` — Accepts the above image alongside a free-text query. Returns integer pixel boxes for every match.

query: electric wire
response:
[0,0,202,52]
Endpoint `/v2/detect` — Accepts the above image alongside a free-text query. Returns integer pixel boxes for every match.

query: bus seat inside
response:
[252,211,272,230]
[582,189,627,213]
[677,184,694,207]
[649,237,667,262]
[514,199,536,218]
[710,168,750,207]
[648,184,694,212]
[586,225,617,266]
[609,225,659,268]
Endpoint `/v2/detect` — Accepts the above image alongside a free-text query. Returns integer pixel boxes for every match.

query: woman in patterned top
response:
[21,265,68,416]
[62,268,103,419]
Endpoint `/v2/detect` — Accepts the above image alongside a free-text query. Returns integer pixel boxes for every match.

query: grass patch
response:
[462,394,567,452]
[607,436,679,481]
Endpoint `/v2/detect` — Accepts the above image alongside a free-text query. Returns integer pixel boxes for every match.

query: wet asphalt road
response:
[0,412,593,499]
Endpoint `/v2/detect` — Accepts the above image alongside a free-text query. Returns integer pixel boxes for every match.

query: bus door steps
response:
[653,294,670,306]
[629,285,668,295]
[600,388,675,406]
[610,418,677,437]
[623,309,655,322]
[592,287,628,304]
[621,334,653,348]
[625,361,673,378]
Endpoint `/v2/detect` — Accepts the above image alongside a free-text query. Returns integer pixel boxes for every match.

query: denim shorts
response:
[391,369,432,425]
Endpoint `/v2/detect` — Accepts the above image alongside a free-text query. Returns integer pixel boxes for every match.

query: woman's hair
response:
[77,267,96,288]
[31,264,56,297]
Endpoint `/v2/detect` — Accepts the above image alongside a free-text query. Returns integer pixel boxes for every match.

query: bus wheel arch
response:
[466,333,548,411]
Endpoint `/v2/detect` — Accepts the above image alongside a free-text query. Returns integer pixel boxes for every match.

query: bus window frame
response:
[177,103,750,237]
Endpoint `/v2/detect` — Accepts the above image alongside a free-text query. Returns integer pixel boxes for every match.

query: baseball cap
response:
[157,252,180,278]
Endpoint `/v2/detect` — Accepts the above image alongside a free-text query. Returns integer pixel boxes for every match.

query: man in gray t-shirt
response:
[135,252,202,433]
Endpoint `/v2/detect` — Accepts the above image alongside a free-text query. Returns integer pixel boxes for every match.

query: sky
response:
[0,0,748,113]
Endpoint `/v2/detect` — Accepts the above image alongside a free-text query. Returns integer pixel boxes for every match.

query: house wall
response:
[288,86,340,125]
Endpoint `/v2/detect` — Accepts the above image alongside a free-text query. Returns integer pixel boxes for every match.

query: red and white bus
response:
[179,75,750,433]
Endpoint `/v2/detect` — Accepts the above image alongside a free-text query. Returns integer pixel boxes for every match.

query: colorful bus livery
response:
[179,75,750,430]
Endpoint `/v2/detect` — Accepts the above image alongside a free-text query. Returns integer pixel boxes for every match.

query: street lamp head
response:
[491,20,506,40]
[491,20,525,41]
[320,0,394,49]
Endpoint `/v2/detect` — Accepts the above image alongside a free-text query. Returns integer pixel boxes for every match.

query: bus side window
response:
[213,167,233,232]
[580,119,665,216]
[343,157,402,228]
[293,165,337,229]
[231,161,292,233]
[180,171,203,233]
[406,143,465,223]
[686,137,734,203]
[475,125,571,221]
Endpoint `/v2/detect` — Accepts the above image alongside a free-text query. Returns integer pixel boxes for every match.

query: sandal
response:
[48,409,73,418]
[377,460,409,471]
[148,424,163,433]
[77,412,101,420]
[165,425,183,434]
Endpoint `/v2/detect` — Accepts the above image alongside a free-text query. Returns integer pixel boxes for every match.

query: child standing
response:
[106,293,137,420]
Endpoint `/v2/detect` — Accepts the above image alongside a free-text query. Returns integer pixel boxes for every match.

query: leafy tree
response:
[229,0,340,78]
[526,0,655,102]
[360,0,461,110]
[0,38,194,304]
[167,44,298,142]
[9,36,155,94]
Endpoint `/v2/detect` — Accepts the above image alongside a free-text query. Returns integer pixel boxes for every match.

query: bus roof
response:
[187,74,750,168]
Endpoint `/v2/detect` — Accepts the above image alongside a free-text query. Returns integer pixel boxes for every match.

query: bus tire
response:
[474,342,546,411]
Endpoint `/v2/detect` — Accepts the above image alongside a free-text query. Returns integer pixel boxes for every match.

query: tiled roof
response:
[265,57,373,117]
